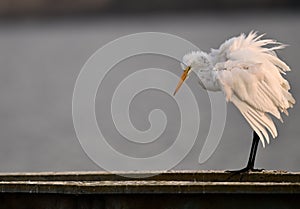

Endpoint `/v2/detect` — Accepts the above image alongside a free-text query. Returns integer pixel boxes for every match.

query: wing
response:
[221,32,291,88]
[215,60,295,147]
[213,32,295,146]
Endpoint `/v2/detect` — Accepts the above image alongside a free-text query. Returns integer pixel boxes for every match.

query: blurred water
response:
[0,12,299,172]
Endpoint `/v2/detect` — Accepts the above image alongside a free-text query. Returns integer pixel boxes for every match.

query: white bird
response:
[173,31,295,172]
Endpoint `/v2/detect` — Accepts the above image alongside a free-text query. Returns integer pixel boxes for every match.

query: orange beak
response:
[173,66,191,96]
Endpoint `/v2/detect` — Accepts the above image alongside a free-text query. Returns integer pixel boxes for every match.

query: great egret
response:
[174,31,295,172]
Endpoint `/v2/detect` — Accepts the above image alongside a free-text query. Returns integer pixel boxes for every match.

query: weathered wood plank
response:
[0,171,299,208]
[0,180,300,194]
[0,170,299,194]
[0,170,299,182]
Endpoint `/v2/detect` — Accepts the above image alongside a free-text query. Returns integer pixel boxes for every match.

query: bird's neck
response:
[196,69,221,91]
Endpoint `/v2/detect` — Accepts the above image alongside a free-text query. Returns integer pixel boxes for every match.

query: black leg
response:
[227,131,264,173]
[247,131,260,169]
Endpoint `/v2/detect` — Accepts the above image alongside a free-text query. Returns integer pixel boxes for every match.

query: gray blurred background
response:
[0,0,299,172]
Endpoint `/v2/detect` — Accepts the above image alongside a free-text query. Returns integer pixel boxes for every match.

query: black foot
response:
[226,167,264,174]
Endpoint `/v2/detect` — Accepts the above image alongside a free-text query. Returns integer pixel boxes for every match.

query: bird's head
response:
[173,51,210,95]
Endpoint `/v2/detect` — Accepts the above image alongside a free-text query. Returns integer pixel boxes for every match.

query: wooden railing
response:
[0,170,299,208]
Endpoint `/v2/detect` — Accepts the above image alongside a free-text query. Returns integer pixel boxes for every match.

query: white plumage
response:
[176,31,295,147]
